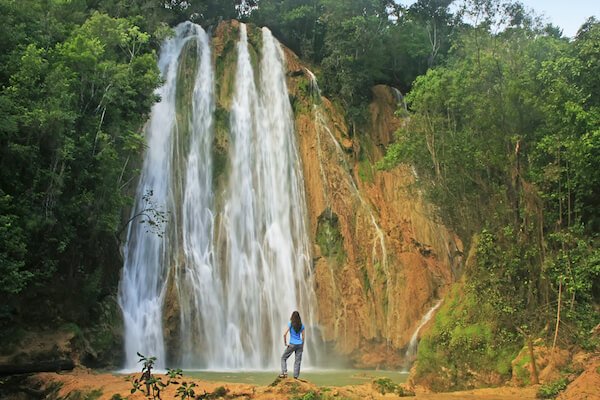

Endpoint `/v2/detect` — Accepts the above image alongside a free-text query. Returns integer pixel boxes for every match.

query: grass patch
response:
[316,210,345,264]
[371,378,415,397]
[63,388,103,400]
[357,158,374,183]
[291,390,322,400]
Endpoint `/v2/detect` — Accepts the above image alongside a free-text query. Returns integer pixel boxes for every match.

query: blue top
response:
[288,322,305,345]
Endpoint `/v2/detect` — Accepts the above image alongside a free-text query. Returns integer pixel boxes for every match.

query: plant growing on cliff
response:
[117,189,169,242]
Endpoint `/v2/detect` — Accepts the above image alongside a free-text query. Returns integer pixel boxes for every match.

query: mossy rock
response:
[413,284,520,390]
[316,209,344,264]
[81,296,124,368]
[175,40,200,149]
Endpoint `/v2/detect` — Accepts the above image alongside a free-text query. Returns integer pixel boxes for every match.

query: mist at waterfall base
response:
[118,22,322,371]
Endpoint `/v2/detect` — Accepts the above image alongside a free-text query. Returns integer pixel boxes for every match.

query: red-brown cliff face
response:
[283,47,462,368]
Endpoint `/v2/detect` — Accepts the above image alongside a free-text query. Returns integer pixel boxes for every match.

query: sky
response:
[519,0,599,37]
[398,0,599,38]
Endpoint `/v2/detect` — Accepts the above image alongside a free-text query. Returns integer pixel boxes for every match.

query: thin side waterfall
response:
[305,69,391,336]
[402,300,443,371]
[391,87,408,112]
[119,22,317,370]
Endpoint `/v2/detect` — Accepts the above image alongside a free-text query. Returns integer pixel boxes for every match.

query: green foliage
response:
[175,382,197,400]
[0,1,160,334]
[251,0,324,62]
[92,0,250,32]
[0,194,30,295]
[381,6,600,386]
[62,322,83,338]
[211,386,229,397]
[129,353,184,399]
[291,390,322,400]
[415,285,520,390]
[372,377,397,394]
[84,296,123,366]
[249,0,453,125]
[513,353,532,385]
[357,157,375,184]
[537,377,568,399]
[371,377,414,396]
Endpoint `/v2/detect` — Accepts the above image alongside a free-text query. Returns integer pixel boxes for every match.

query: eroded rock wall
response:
[284,49,462,367]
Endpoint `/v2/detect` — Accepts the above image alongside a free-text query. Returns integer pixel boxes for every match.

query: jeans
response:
[281,344,303,378]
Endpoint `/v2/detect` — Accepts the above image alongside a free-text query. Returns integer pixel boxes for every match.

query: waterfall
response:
[390,87,408,112]
[402,300,443,371]
[176,23,220,368]
[119,22,317,370]
[118,22,205,369]
[217,24,316,369]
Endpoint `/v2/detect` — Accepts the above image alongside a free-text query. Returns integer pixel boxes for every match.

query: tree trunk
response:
[517,327,540,385]
[0,359,74,376]
[552,279,562,350]
[527,337,540,385]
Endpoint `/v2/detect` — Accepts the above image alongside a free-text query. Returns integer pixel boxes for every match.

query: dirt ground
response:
[9,352,596,400]
[28,369,543,400]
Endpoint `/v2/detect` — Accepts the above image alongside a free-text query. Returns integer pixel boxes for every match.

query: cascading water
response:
[217,24,316,369]
[118,22,206,369]
[119,22,317,370]
[176,24,220,368]
[305,69,391,337]
[402,300,443,371]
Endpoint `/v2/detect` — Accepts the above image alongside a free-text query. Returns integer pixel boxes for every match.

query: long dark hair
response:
[291,311,302,333]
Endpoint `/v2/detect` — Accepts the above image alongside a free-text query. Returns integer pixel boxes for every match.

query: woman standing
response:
[279,311,305,379]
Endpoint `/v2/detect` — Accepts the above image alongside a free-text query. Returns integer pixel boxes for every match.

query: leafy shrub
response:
[291,390,322,400]
[212,385,229,397]
[537,377,568,399]
[372,377,398,394]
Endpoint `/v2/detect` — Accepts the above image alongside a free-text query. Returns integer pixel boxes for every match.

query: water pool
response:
[183,369,408,387]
